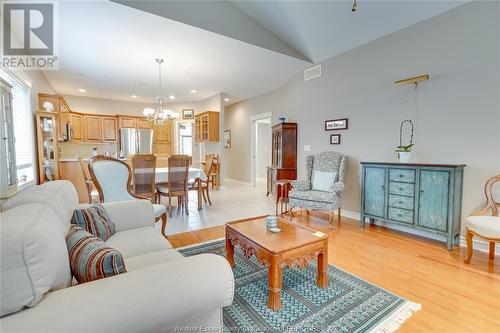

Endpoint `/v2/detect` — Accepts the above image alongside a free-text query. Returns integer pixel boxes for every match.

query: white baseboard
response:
[224,178,252,186]
[340,209,498,253]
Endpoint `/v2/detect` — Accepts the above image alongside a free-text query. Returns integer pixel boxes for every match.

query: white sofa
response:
[0,181,234,332]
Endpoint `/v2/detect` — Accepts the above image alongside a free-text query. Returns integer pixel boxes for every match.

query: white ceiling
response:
[44,1,308,103]
[232,0,466,63]
[43,1,466,104]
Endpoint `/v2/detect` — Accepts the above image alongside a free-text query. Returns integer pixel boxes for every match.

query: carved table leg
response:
[317,245,328,288]
[226,236,235,268]
[268,259,283,310]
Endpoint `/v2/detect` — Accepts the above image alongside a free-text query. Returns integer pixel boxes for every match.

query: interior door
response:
[363,167,386,218]
[418,170,449,232]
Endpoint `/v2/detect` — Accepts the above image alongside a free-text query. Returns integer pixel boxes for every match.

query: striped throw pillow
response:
[66,225,126,283]
[71,204,115,241]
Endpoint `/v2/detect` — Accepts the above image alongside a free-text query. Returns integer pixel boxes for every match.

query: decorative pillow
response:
[71,204,115,241]
[66,225,126,284]
[312,170,337,192]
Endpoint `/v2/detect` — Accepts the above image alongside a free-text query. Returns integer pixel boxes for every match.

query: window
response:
[0,69,34,194]
[179,123,193,155]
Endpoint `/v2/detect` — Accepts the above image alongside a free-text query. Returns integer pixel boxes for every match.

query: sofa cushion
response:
[2,180,78,233]
[125,249,184,271]
[71,204,115,241]
[0,204,72,317]
[66,225,127,283]
[105,227,172,258]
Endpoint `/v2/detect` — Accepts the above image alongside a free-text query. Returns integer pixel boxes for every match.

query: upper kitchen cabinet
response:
[83,115,102,141]
[102,116,118,142]
[153,122,172,144]
[38,93,71,114]
[118,116,137,129]
[70,114,83,141]
[194,111,219,142]
[137,118,153,129]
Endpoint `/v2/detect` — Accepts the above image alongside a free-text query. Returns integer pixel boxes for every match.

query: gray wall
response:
[224,1,500,233]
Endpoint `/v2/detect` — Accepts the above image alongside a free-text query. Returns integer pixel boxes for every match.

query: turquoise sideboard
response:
[360,162,465,250]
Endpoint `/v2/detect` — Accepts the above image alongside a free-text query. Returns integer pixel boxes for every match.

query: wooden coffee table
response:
[225,216,329,310]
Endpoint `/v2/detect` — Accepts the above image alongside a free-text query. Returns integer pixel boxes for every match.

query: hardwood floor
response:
[168,212,500,332]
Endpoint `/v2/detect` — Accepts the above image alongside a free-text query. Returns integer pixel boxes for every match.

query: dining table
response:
[154,167,208,210]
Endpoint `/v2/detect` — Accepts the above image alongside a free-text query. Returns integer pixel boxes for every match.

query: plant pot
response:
[398,152,412,163]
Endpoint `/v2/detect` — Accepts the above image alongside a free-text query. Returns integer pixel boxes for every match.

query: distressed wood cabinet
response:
[360,162,465,250]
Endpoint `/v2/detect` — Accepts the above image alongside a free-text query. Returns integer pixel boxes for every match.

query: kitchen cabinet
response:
[35,112,60,183]
[360,162,465,250]
[102,116,117,142]
[137,118,153,129]
[38,93,71,114]
[83,115,102,141]
[118,116,137,129]
[194,111,219,142]
[153,123,172,144]
[70,114,83,141]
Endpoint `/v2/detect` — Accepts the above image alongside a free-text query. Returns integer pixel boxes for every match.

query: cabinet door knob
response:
[420,190,424,193]
[399,187,403,191]
[399,174,404,178]
[399,201,403,204]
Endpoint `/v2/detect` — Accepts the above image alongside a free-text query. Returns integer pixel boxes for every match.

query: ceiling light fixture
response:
[131,95,138,99]
[78,88,86,93]
[190,89,197,93]
[224,98,229,102]
[142,59,179,125]
[352,0,357,12]
[169,95,175,100]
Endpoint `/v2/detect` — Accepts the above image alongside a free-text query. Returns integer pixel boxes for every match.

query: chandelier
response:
[143,58,179,125]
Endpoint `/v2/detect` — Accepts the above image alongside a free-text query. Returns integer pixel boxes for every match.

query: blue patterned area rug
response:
[179,239,420,333]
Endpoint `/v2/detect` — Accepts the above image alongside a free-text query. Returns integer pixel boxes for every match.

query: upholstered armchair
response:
[289,152,346,229]
[464,175,500,264]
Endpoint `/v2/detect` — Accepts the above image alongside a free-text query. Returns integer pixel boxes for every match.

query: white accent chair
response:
[464,175,500,264]
[0,181,234,331]
[89,155,168,237]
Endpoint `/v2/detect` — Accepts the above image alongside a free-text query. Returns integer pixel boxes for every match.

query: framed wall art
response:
[325,118,348,131]
[330,134,341,145]
[182,109,194,120]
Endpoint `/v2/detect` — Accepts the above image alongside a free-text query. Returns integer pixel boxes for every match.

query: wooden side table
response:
[275,179,292,216]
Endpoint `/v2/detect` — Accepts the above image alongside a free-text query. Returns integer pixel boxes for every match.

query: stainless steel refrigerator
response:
[120,128,153,156]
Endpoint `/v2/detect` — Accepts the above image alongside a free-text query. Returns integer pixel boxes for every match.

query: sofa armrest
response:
[292,180,311,191]
[101,200,155,233]
[331,181,345,194]
[0,254,234,333]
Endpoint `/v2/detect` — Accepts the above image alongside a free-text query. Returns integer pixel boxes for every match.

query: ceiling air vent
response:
[304,64,321,81]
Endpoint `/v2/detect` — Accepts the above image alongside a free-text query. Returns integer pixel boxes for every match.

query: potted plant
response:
[396,120,414,163]
[396,143,414,163]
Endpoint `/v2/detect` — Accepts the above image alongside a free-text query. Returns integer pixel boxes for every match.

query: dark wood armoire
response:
[266,122,297,196]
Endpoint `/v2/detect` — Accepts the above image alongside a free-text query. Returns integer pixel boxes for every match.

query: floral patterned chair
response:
[289,152,347,229]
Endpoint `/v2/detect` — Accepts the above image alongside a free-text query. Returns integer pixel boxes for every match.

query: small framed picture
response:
[330,134,341,145]
[325,118,348,131]
[182,109,194,120]
[224,130,231,148]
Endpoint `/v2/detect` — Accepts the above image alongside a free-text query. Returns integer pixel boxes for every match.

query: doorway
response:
[250,112,272,187]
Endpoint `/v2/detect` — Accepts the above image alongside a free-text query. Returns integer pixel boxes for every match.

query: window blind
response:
[0,69,35,185]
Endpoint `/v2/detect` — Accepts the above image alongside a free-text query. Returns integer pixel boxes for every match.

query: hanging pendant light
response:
[143,58,179,125]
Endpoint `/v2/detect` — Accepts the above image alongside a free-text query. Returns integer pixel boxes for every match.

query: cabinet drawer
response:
[389,182,415,197]
[388,207,414,224]
[388,194,414,210]
[389,168,415,183]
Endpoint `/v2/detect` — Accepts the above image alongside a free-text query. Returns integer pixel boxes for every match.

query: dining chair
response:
[88,155,168,237]
[208,154,220,190]
[190,155,216,206]
[131,154,157,200]
[77,155,99,204]
[156,155,190,217]
[464,174,500,264]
